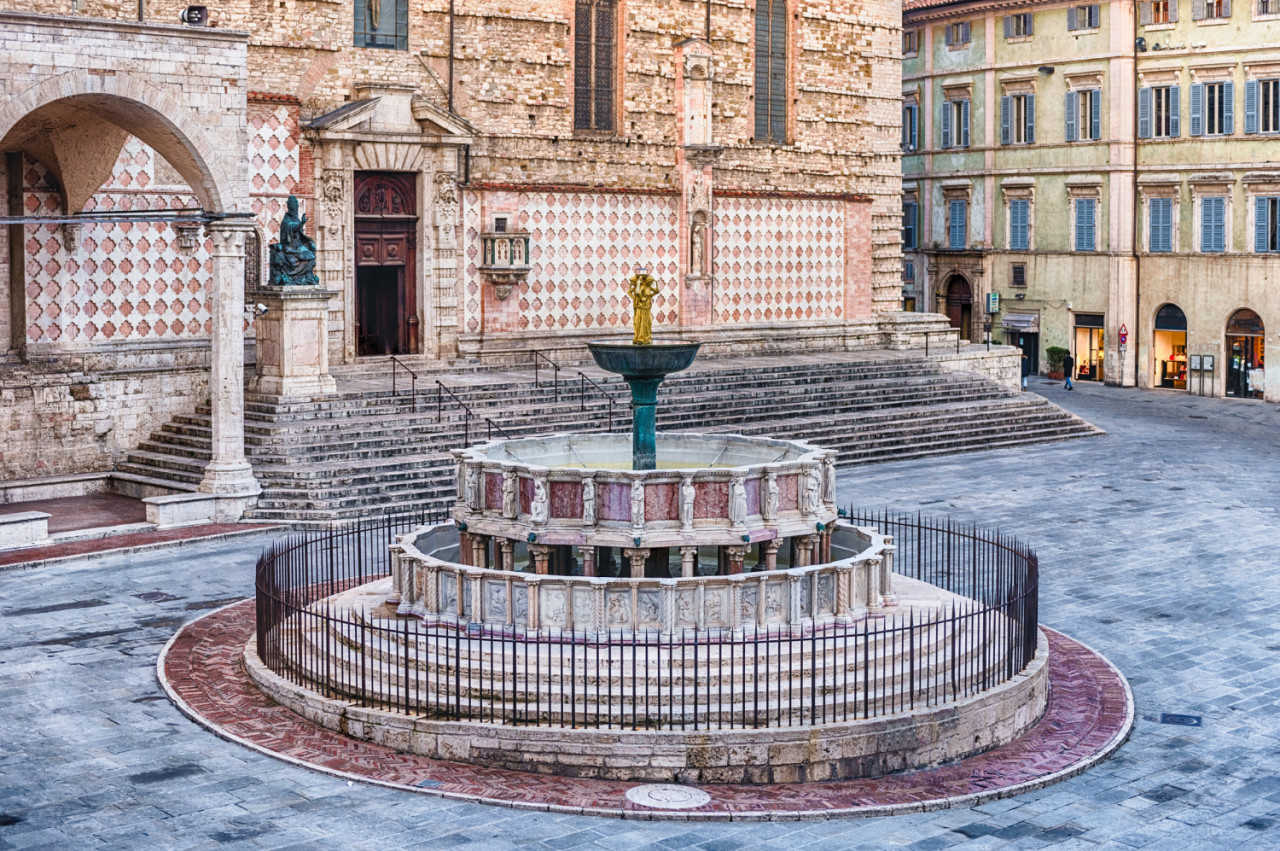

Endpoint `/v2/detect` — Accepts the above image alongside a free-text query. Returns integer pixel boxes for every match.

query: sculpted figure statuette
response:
[729,477,747,528]
[627,270,659,345]
[531,476,549,524]
[680,475,695,530]
[502,472,518,519]
[465,464,481,511]
[581,475,596,526]
[268,195,319,287]
[823,455,837,504]
[802,466,822,515]
[763,472,779,522]
[630,478,645,528]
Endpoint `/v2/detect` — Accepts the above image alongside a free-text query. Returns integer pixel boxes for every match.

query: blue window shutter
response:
[1026,13,1034,33]
[950,200,967,249]
[1193,0,1206,19]
[1075,200,1089,250]
[1245,79,1258,134]
[1169,0,1178,21]
[1151,198,1173,252]
[1256,197,1269,251]
[941,101,952,148]
[1214,199,1226,251]
[1090,3,1100,26]
[1001,96,1012,144]
[1068,6,1078,29]
[945,25,953,46]
[1149,199,1162,252]
[1087,200,1096,250]
[1004,15,1013,37]
[961,100,970,146]
[1190,83,1204,136]
[1011,199,1029,250]
[1201,198,1212,251]
[1091,89,1102,139]
[1224,81,1234,134]
[962,21,970,42]
[1223,0,1231,15]
[1026,94,1035,143]
[1065,91,1078,141]
[1139,87,1152,138]
[1170,85,1181,136]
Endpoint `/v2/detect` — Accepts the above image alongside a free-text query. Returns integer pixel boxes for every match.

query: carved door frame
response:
[353,171,418,356]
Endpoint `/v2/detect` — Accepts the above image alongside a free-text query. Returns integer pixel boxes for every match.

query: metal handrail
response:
[389,356,418,412]
[922,330,963,357]
[532,351,560,402]
[435,380,516,447]
[576,370,617,433]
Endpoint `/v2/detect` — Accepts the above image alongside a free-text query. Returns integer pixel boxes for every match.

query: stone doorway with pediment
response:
[354,172,416,357]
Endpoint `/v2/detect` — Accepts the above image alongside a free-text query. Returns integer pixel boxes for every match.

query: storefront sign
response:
[1190,355,1202,371]
[986,292,1000,313]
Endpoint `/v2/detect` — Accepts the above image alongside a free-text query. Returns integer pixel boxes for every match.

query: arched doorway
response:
[353,171,417,357]
[944,275,972,341]
[1153,304,1187,390]
[1226,309,1265,399]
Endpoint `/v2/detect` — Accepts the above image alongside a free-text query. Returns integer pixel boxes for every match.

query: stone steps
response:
[119,350,1101,523]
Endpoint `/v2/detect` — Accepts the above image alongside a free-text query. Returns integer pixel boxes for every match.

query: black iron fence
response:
[255,510,1039,730]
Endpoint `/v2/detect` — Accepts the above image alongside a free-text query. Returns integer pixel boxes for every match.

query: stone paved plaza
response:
[2,381,1279,849]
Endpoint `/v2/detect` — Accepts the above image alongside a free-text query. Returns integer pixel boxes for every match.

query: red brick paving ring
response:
[158,600,1132,821]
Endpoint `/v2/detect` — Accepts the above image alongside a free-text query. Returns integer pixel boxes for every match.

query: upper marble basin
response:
[587,339,701,378]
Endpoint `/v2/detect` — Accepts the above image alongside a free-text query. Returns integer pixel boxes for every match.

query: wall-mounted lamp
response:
[1038,66,1055,74]
[1136,37,1148,52]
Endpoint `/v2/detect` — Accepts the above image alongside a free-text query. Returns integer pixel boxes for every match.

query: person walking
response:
[1021,352,1030,390]
[1063,350,1075,391]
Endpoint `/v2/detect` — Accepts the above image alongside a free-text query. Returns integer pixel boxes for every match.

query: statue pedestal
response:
[249,287,338,397]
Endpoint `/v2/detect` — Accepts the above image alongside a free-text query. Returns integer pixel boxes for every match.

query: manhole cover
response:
[625,784,712,810]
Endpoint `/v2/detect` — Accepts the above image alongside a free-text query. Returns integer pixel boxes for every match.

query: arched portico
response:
[0,12,258,505]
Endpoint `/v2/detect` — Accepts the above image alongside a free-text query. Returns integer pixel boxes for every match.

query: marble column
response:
[200,221,260,499]
[794,536,813,568]
[623,548,650,579]
[458,531,472,566]
[529,544,551,575]
[726,545,748,575]
[679,546,698,578]
[762,540,780,572]
[499,539,514,572]
[578,546,596,577]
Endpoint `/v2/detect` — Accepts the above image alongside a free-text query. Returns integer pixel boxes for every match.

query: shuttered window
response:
[354,0,408,50]
[1255,197,1280,252]
[1009,199,1030,250]
[1191,82,1233,135]
[902,104,919,151]
[574,0,617,131]
[754,0,788,143]
[1201,197,1226,252]
[944,21,972,46]
[1193,0,1231,18]
[1068,4,1101,28]
[948,199,968,250]
[1139,86,1180,138]
[941,99,970,149]
[1149,197,1174,253]
[1001,94,1035,144]
[1004,13,1034,37]
[1244,79,1280,133]
[1074,198,1097,251]
[1068,89,1103,141]
[1140,0,1177,23]
[903,201,919,249]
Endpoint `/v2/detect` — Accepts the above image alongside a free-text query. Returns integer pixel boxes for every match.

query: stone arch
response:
[0,70,238,214]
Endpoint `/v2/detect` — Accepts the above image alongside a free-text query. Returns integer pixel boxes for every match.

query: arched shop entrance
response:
[944,275,973,341]
[1153,304,1188,390]
[1226,309,1265,399]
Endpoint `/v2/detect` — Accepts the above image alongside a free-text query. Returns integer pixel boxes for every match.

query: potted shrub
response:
[1045,346,1068,380]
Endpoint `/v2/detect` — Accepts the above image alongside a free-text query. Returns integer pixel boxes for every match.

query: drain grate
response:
[1159,713,1202,727]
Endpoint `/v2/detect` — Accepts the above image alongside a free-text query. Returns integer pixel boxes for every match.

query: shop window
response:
[903,29,919,55]
[1201,196,1227,252]
[754,0,788,143]
[1139,85,1181,138]
[1009,198,1030,250]
[1141,0,1178,23]
[1001,93,1035,144]
[1254,196,1280,251]
[903,201,919,249]
[1004,13,1034,37]
[1073,314,1105,382]
[1074,198,1097,251]
[902,104,919,151]
[941,98,971,148]
[1194,0,1231,18]
[1226,308,1265,399]
[1154,303,1188,390]
[944,22,972,47]
[1011,262,1027,287]
[1149,197,1175,252]
[1244,79,1280,133]
[354,0,408,50]
[1068,4,1101,28]
[948,199,968,250]
[1066,89,1103,141]
[1191,82,1233,135]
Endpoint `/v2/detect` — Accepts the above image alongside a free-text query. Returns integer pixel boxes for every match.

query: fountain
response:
[587,269,700,470]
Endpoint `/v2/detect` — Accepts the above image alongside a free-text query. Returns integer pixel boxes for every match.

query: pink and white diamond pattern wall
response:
[462,191,681,334]
[24,144,213,345]
[248,102,302,246]
[712,197,846,324]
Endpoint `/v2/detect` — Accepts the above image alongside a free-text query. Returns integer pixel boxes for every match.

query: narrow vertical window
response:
[903,201,919,249]
[1074,198,1097,251]
[355,0,408,50]
[949,199,968,250]
[1010,198,1030,250]
[1149,197,1174,252]
[1255,197,1280,251]
[574,0,617,132]
[755,0,788,143]
[1201,197,1226,252]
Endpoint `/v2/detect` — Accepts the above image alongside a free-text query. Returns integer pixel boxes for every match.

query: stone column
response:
[529,544,551,575]
[200,221,261,501]
[794,536,814,568]
[472,534,489,569]
[499,539,514,572]
[458,530,471,566]
[866,556,885,618]
[578,546,596,577]
[679,546,698,578]
[762,540,780,572]
[623,547,650,579]
[881,540,899,607]
[726,545,748,575]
